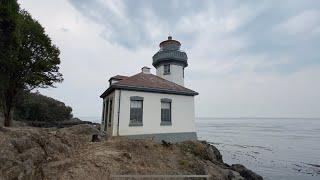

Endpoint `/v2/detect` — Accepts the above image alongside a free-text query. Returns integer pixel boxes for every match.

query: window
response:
[102,102,106,123]
[108,100,112,127]
[183,68,184,78]
[161,99,172,125]
[104,100,109,129]
[164,64,170,75]
[130,96,143,126]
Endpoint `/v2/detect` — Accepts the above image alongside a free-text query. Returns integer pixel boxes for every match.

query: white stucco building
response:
[100,36,198,142]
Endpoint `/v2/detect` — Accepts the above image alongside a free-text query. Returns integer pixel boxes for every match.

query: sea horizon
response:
[78,116,320,123]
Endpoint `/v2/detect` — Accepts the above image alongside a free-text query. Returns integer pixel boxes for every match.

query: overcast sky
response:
[19,0,320,119]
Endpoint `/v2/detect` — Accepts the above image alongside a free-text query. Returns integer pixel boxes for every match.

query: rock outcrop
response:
[0,125,263,180]
[231,164,263,180]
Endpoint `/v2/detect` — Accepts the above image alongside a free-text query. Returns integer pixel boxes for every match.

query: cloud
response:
[193,65,320,118]
[18,0,320,118]
[60,28,69,32]
[68,0,320,74]
[273,10,320,36]
[67,0,210,49]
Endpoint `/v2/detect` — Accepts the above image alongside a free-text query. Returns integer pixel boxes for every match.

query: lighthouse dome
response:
[152,36,188,68]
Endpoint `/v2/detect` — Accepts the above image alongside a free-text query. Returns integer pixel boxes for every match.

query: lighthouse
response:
[100,36,198,142]
[152,36,188,86]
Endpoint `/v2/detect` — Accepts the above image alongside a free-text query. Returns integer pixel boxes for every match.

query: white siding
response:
[112,90,120,135]
[156,64,184,86]
[112,90,196,136]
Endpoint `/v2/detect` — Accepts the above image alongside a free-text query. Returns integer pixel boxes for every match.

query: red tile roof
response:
[101,73,198,98]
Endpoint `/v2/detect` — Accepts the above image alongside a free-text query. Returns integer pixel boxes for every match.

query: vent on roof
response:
[141,66,151,74]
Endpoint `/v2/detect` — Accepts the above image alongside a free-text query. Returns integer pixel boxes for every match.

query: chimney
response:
[141,66,151,74]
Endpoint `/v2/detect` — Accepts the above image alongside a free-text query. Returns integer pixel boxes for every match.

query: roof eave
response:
[100,86,116,98]
[101,81,199,98]
[112,84,198,96]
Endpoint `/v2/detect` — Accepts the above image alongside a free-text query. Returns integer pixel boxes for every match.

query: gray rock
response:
[91,134,101,142]
[231,164,263,180]
[202,141,223,163]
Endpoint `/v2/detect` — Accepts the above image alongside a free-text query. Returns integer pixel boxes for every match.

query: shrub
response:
[14,92,72,122]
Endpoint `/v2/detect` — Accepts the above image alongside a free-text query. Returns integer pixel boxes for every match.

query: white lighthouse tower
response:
[152,36,188,86]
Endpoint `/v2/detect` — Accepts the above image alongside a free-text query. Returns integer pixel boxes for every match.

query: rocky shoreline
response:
[0,124,262,180]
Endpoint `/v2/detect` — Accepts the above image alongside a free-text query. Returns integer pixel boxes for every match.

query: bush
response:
[14,92,72,122]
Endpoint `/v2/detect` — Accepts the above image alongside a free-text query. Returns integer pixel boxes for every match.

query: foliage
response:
[14,92,72,122]
[0,0,63,126]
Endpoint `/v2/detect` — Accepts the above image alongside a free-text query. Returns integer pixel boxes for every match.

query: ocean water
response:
[196,118,320,180]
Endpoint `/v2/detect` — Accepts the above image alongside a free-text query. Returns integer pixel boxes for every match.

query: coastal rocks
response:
[202,141,223,163]
[231,164,263,180]
[178,141,259,180]
[179,141,223,163]
[203,162,245,180]
[0,125,263,180]
[0,124,98,179]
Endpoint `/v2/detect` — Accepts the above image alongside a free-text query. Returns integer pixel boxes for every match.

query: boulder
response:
[231,164,263,180]
[179,141,223,164]
[202,141,223,163]
[91,134,101,142]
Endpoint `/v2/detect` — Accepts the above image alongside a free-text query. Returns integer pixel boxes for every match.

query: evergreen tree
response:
[0,0,63,126]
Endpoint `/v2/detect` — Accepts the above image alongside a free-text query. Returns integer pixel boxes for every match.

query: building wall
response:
[156,64,184,86]
[112,90,120,135]
[101,92,115,136]
[111,89,196,136]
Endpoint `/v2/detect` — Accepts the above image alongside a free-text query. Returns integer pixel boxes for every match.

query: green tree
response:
[0,0,63,126]
[14,92,73,122]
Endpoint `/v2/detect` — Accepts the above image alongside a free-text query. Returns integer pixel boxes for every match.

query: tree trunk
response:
[4,108,12,127]
[3,91,14,127]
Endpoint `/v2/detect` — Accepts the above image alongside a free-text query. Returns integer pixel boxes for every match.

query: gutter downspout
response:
[117,90,121,136]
